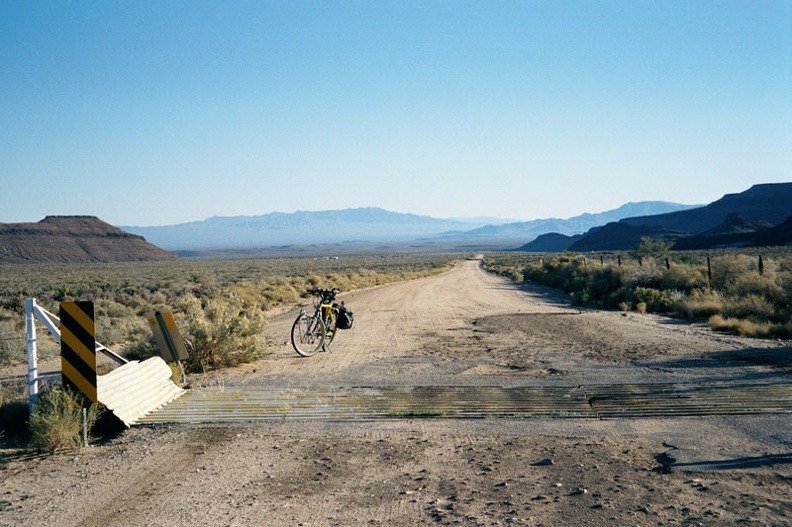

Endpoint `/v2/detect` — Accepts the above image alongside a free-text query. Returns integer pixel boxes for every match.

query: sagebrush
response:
[484,246,792,338]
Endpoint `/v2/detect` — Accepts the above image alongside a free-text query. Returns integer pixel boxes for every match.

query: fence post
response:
[758,255,764,276]
[25,298,39,414]
[707,256,712,283]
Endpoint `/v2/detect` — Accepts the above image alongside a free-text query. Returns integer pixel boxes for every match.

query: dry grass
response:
[708,314,792,338]
[27,387,101,451]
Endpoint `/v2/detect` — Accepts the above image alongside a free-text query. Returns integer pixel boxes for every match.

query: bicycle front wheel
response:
[323,319,336,351]
[291,313,326,357]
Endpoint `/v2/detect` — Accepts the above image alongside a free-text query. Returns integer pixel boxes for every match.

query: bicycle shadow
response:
[657,452,792,473]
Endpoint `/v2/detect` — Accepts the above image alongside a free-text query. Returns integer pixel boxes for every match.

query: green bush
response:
[28,387,101,451]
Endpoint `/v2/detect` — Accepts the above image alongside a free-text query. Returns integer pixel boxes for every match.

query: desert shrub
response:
[674,290,723,319]
[725,273,785,305]
[524,255,634,309]
[721,294,777,322]
[631,287,676,313]
[178,295,268,373]
[123,330,159,362]
[529,254,591,293]
[709,254,755,290]
[570,289,590,306]
[623,260,664,289]
[28,387,101,451]
[488,250,792,338]
[587,266,630,308]
[661,264,709,293]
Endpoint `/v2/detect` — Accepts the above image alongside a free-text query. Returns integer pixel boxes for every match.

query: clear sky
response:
[1,1,790,226]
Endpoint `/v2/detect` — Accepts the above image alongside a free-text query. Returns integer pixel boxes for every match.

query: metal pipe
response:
[25,298,38,414]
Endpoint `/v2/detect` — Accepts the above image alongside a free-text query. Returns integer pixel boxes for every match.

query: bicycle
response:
[291,287,342,357]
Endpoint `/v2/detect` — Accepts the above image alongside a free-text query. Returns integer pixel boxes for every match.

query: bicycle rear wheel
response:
[291,313,325,357]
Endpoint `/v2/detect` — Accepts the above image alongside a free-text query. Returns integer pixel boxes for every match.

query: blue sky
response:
[1,1,790,226]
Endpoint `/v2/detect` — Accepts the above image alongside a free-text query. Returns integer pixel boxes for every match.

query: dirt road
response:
[2,258,791,526]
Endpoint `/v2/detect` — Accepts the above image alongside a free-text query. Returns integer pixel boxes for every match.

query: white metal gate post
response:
[25,298,39,413]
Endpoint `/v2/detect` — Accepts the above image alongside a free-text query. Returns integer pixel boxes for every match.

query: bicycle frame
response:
[318,300,335,328]
[312,289,338,330]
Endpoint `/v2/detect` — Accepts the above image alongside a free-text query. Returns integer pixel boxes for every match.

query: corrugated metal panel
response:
[97,357,185,426]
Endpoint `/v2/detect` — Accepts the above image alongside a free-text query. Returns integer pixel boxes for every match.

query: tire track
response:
[74,428,237,527]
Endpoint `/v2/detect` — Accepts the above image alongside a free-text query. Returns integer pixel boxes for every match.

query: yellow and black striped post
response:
[60,301,97,403]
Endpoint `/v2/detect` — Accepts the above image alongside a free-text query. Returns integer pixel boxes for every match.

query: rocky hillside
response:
[619,183,792,233]
[519,183,792,252]
[0,216,177,263]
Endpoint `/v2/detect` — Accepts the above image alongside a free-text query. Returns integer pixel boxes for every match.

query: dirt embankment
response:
[1,258,790,526]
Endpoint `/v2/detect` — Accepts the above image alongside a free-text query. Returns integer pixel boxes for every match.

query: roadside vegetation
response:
[27,387,100,451]
[484,242,792,339]
[1,253,458,367]
[0,253,459,448]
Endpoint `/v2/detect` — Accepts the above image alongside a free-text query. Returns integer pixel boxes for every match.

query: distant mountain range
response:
[121,202,697,252]
[4,183,789,263]
[432,201,699,243]
[520,183,792,251]
[122,209,485,251]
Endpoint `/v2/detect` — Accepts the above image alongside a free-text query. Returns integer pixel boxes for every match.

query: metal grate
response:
[136,386,594,423]
[135,381,792,424]
[583,382,792,419]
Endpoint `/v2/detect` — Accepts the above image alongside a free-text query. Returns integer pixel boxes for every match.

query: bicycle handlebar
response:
[307,287,341,300]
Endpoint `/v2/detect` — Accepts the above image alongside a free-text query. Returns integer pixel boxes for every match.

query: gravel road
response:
[2,257,790,526]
